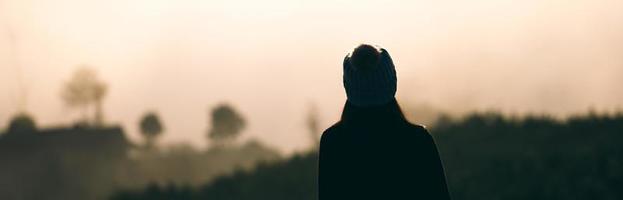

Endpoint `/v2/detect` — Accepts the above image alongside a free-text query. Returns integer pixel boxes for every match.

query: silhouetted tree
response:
[208,104,246,147]
[7,113,36,134]
[61,66,108,126]
[140,112,164,149]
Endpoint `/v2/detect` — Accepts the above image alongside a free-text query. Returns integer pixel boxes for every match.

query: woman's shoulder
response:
[404,122,429,133]
[320,122,344,140]
[401,121,435,141]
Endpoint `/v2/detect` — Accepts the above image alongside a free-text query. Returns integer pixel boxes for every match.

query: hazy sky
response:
[1,0,622,153]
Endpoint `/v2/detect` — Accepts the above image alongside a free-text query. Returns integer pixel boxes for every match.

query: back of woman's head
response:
[343,44,397,106]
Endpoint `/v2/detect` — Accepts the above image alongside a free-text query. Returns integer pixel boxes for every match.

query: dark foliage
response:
[139,112,164,148]
[6,113,37,134]
[0,126,279,200]
[111,153,318,200]
[0,126,129,200]
[434,112,623,200]
[111,112,623,200]
[208,104,246,145]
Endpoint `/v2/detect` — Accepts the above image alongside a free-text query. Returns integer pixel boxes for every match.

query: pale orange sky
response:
[1,0,622,153]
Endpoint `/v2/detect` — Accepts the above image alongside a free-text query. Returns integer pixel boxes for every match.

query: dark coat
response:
[318,99,451,200]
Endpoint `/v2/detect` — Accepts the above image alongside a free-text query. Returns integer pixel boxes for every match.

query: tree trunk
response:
[94,99,103,127]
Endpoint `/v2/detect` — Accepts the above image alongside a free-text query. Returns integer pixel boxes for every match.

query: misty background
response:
[1,0,622,154]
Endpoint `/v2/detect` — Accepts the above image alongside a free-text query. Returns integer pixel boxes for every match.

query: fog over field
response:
[1,0,622,153]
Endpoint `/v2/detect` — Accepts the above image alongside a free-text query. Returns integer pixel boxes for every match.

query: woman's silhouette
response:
[318,44,451,200]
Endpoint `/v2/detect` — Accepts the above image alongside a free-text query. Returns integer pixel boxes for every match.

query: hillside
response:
[111,112,623,200]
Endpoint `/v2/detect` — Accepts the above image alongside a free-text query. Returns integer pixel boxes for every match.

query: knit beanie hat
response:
[343,45,397,106]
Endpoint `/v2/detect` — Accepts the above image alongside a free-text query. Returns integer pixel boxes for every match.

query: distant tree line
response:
[0,67,282,200]
[110,111,623,200]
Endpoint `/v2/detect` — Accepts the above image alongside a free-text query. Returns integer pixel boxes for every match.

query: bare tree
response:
[139,112,164,149]
[306,103,321,148]
[61,66,108,126]
[208,104,246,147]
